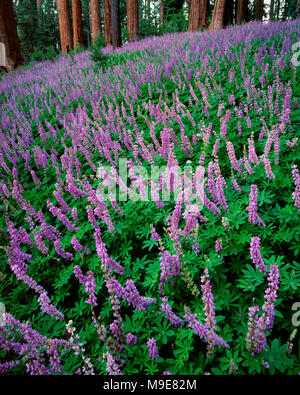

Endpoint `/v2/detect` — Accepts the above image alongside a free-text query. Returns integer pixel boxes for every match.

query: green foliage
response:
[31,45,58,62]
[89,34,108,69]
[162,9,188,34]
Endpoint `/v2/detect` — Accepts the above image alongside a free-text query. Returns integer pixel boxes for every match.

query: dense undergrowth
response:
[0,20,300,375]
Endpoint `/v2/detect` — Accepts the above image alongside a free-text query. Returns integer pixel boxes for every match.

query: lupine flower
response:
[74,266,98,306]
[161,297,184,327]
[246,263,280,354]
[250,236,267,274]
[248,185,265,226]
[126,333,138,346]
[215,238,223,252]
[291,165,300,211]
[103,352,123,375]
[147,338,159,360]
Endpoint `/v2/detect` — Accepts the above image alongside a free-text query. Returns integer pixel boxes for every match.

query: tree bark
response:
[110,0,122,49]
[36,0,41,9]
[254,0,264,21]
[127,0,139,41]
[223,0,233,25]
[103,0,112,45]
[160,0,165,25]
[188,0,208,32]
[275,0,280,19]
[90,0,102,41]
[208,0,227,30]
[57,0,73,54]
[269,0,275,20]
[0,0,24,69]
[72,0,84,47]
[236,0,247,24]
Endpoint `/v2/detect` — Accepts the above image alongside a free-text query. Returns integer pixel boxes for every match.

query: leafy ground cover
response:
[0,20,300,375]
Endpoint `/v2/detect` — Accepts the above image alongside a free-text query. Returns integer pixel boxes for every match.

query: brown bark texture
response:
[208,0,226,31]
[126,0,139,41]
[254,0,264,21]
[223,0,233,26]
[57,0,73,55]
[236,0,247,24]
[110,0,122,49]
[103,0,112,45]
[269,0,275,20]
[160,0,165,25]
[90,0,102,41]
[72,0,84,47]
[0,0,23,69]
[188,0,208,32]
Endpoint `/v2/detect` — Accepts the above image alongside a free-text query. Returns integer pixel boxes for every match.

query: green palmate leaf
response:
[264,339,293,374]
[236,264,265,291]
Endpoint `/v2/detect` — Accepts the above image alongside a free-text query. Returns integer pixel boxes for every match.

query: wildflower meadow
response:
[0,19,300,376]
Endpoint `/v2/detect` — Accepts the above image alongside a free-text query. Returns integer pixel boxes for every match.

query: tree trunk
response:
[236,0,247,24]
[72,0,84,47]
[103,0,112,45]
[57,0,73,54]
[36,0,41,9]
[0,0,24,69]
[147,0,150,20]
[254,0,264,21]
[223,0,233,25]
[110,0,122,49]
[160,0,165,25]
[188,0,208,32]
[269,0,275,20]
[90,0,102,41]
[127,0,139,41]
[208,0,227,30]
[275,0,280,19]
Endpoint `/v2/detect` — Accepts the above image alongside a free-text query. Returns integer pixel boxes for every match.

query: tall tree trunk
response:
[188,0,208,32]
[269,0,275,20]
[90,0,102,41]
[0,0,24,69]
[223,0,233,25]
[36,0,41,9]
[57,0,73,54]
[72,0,84,47]
[208,0,227,30]
[127,0,139,41]
[110,0,122,49]
[236,0,247,24]
[147,0,150,20]
[160,0,165,25]
[275,0,280,19]
[103,0,112,45]
[254,0,264,21]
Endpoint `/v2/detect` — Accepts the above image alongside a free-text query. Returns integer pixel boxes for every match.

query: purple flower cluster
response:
[246,263,280,354]
[291,165,300,211]
[1,313,70,374]
[161,297,184,327]
[159,251,181,294]
[248,184,265,226]
[74,266,98,306]
[147,338,159,361]
[250,236,267,274]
